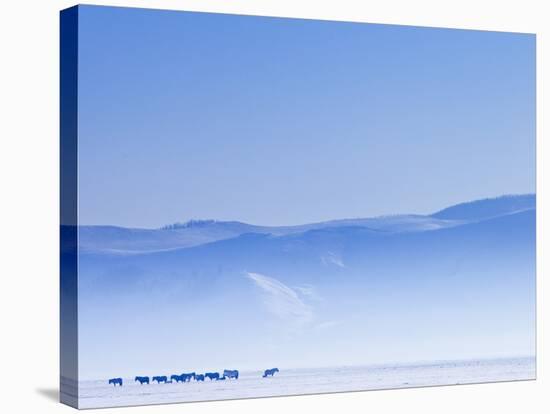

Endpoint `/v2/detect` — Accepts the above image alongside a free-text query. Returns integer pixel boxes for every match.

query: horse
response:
[108,378,123,386]
[195,374,205,381]
[223,369,239,379]
[170,374,184,383]
[181,372,196,382]
[152,376,168,384]
[263,368,279,377]
[135,376,150,385]
[205,372,220,381]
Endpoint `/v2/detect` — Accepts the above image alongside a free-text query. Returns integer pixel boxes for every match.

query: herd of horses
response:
[108,368,279,387]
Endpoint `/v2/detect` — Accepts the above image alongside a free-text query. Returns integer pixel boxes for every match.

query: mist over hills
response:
[76,194,536,379]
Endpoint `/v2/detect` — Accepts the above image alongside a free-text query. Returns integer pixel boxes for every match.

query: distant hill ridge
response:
[77,194,535,253]
[160,194,535,230]
[431,194,535,220]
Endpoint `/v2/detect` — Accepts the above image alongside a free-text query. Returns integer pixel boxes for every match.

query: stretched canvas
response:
[60,5,536,409]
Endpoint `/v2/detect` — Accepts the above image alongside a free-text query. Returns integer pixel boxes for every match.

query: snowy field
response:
[73,357,535,409]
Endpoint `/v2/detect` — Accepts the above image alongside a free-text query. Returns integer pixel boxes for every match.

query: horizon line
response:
[74,193,536,230]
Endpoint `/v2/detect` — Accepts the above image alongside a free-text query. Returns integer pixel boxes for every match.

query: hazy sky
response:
[77,6,535,228]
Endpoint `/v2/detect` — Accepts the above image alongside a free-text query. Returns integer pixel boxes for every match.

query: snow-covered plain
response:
[76,357,535,409]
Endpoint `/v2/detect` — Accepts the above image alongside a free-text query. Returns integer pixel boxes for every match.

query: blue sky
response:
[77,6,535,228]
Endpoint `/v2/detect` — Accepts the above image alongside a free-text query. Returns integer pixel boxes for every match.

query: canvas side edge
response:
[60,5,79,409]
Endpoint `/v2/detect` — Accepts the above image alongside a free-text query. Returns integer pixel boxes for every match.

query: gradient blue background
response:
[77,6,536,228]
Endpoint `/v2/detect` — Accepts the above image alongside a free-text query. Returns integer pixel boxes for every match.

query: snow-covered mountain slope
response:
[77,202,535,377]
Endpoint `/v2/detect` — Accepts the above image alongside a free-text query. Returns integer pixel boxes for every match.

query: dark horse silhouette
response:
[152,376,168,384]
[170,374,184,383]
[263,368,279,377]
[223,369,239,379]
[205,372,220,381]
[108,378,123,386]
[195,374,205,381]
[135,376,150,385]
[181,372,196,382]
